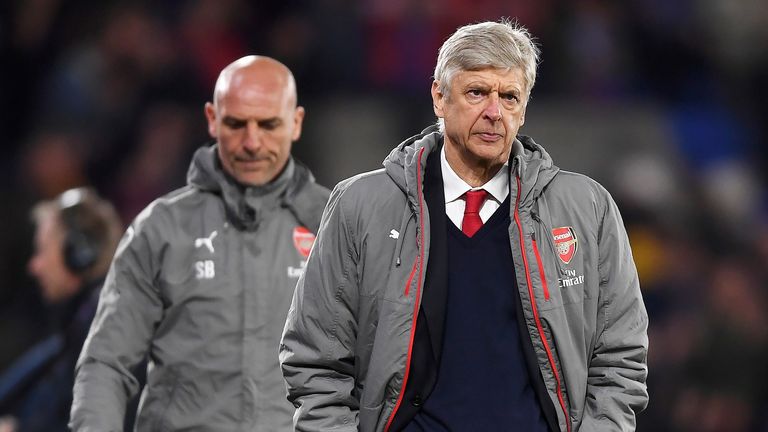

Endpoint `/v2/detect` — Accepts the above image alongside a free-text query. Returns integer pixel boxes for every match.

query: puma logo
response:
[195,230,218,254]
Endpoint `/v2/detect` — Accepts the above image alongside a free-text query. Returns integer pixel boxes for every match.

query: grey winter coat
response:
[280,129,648,431]
[70,145,330,431]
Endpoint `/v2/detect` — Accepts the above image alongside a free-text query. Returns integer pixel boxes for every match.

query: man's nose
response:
[243,122,263,150]
[482,94,502,122]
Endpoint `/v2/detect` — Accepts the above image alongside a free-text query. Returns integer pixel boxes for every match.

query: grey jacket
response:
[71,145,330,431]
[280,129,648,431]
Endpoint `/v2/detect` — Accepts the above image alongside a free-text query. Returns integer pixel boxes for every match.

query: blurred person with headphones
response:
[0,187,122,432]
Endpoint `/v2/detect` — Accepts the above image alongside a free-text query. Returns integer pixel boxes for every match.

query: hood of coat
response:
[512,134,560,210]
[186,143,322,232]
[382,126,441,214]
[382,126,560,212]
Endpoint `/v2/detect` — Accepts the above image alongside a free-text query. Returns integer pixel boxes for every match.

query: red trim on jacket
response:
[403,260,419,297]
[514,176,571,432]
[385,147,427,431]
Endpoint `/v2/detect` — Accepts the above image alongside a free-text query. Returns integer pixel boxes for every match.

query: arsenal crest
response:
[552,227,578,264]
[292,226,316,258]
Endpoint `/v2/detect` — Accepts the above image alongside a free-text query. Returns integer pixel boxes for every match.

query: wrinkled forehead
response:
[449,66,527,91]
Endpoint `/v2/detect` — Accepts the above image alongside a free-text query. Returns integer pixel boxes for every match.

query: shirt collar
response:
[441,146,509,204]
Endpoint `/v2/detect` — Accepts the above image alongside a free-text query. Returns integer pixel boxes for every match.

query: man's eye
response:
[261,121,279,131]
[467,89,484,97]
[224,119,246,129]
[501,93,519,102]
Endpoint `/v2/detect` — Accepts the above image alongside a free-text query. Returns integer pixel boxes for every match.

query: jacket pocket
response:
[157,376,181,431]
[359,401,385,431]
[134,368,180,431]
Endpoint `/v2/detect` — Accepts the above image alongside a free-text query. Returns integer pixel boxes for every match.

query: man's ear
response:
[431,81,445,118]
[204,102,217,139]
[292,106,305,142]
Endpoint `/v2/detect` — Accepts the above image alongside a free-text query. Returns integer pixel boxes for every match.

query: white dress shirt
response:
[441,146,510,230]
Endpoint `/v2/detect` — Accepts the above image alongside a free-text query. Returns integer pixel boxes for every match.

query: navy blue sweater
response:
[405,197,548,431]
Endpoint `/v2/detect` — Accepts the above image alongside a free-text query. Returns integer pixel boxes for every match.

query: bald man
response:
[70,56,330,431]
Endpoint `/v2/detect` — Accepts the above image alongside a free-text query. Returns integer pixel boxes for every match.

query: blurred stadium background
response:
[1,1,768,430]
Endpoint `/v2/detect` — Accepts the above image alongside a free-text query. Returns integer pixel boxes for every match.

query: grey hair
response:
[433,19,540,130]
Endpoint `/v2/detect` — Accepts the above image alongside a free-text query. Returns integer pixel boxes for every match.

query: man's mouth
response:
[475,132,503,142]
[236,156,268,163]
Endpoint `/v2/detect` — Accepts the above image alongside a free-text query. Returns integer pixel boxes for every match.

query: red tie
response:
[462,190,488,237]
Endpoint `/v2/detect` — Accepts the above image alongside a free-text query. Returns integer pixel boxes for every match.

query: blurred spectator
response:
[177,0,249,90]
[19,131,90,200]
[673,256,768,432]
[0,188,122,432]
[109,103,197,222]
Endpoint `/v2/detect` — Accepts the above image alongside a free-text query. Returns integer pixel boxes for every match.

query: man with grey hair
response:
[281,20,648,431]
[70,56,330,431]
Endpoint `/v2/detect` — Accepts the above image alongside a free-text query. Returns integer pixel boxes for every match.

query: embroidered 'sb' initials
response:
[195,260,215,279]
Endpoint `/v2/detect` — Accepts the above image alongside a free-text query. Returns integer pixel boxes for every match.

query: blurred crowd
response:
[1,0,768,430]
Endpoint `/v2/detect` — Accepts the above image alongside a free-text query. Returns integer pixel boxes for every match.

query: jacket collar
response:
[383,126,559,213]
[186,143,320,231]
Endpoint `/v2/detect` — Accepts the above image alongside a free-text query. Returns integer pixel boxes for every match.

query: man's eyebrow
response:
[222,115,245,123]
[500,88,522,96]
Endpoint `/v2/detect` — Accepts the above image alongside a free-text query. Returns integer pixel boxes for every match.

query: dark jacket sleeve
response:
[280,182,360,432]
[70,208,165,432]
[580,191,649,430]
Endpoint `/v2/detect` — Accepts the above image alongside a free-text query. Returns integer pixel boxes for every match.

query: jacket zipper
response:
[531,235,550,301]
[513,176,571,432]
[385,147,427,432]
